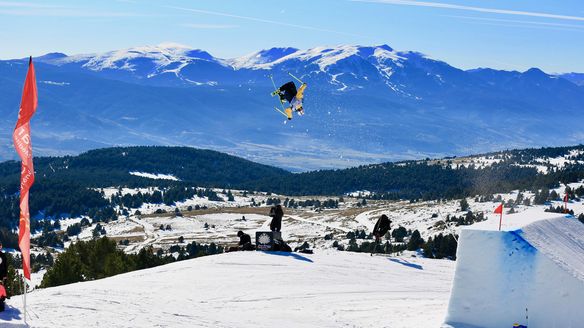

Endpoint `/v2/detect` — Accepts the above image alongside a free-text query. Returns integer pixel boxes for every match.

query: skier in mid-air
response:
[270,73,307,120]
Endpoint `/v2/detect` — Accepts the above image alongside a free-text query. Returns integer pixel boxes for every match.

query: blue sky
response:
[1,0,583,73]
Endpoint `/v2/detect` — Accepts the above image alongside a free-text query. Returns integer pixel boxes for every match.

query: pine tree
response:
[460,198,469,211]
[407,230,424,251]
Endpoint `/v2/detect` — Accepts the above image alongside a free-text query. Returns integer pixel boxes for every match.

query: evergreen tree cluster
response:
[31,252,54,273]
[169,241,223,260]
[345,239,405,254]
[391,226,409,242]
[283,198,340,209]
[33,230,64,248]
[0,227,19,249]
[245,147,584,199]
[266,197,281,205]
[110,187,222,209]
[0,146,286,231]
[92,223,107,238]
[423,234,458,259]
[445,212,486,226]
[2,253,24,298]
[545,205,575,215]
[65,218,92,237]
[407,230,424,251]
[163,187,197,205]
[346,229,372,240]
[39,237,222,289]
[340,228,458,259]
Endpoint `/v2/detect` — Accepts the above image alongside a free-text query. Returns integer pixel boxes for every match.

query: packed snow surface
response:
[445,210,584,327]
[3,251,455,328]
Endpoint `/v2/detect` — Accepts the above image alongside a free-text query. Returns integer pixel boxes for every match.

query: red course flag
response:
[564,194,569,203]
[13,57,38,280]
[494,203,503,214]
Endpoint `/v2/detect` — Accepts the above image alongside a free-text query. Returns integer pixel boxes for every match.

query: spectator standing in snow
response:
[371,215,392,255]
[269,205,284,232]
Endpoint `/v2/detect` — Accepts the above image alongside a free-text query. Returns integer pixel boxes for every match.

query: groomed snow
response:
[3,251,455,328]
[465,208,565,231]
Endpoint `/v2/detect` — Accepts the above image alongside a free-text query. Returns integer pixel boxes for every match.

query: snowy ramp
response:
[444,209,584,328]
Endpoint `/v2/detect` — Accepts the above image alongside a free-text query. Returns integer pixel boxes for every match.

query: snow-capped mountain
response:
[561,72,584,86]
[228,47,299,69]
[1,43,583,170]
[38,43,230,87]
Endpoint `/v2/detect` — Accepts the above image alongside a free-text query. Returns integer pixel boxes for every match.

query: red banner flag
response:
[13,57,38,280]
[494,203,503,214]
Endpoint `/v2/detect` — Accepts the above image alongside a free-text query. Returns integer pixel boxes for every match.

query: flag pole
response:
[23,277,27,325]
[495,203,503,231]
[14,56,37,326]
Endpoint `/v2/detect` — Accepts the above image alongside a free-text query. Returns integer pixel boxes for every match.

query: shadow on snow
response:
[389,258,423,270]
[259,251,314,263]
[0,305,27,327]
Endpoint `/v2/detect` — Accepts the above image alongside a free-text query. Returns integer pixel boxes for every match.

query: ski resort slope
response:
[445,209,584,328]
[3,251,455,328]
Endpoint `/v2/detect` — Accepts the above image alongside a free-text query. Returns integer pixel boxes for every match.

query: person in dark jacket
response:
[371,214,392,255]
[237,231,254,251]
[373,214,392,242]
[0,242,7,283]
[269,205,284,232]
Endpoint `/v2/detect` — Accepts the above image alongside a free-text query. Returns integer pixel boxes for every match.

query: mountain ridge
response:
[1,43,583,170]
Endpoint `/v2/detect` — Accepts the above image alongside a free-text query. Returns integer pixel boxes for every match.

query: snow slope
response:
[445,209,584,327]
[2,251,454,328]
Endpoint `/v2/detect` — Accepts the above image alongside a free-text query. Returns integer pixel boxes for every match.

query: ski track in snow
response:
[124,216,158,253]
[354,208,387,231]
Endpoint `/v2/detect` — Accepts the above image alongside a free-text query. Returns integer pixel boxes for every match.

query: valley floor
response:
[2,251,455,328]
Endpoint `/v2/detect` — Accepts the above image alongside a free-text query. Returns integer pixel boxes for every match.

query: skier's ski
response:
[288,72,305,84]
[273,106,288,118]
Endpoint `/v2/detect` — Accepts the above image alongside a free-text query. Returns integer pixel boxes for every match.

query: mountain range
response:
[0,42,583,171]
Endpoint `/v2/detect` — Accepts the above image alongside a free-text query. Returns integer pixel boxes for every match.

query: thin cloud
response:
[352,0,584,22]
[0,9,142,17]
[167,6,369,38]
[182,23,238,29]
[0,1,62,8]
[444,15,584,32]
[454,20,584,34]
[0,1,143,17]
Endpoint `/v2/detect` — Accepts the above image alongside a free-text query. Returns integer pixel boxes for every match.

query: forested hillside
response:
[0,145,583,237]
